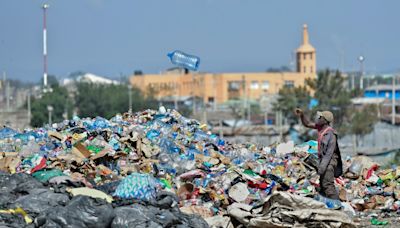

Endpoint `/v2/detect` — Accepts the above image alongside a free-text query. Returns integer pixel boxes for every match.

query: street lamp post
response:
[47,105,53,125]
[128,85,132,113]
[27,89,31,126]
[392,75,396,125]
[358,55,365,90]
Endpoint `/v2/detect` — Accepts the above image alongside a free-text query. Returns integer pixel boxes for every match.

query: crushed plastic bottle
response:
[159,138,180,154]
[170,110,193,125]
[146,129,160,141]
[92,117,109,130]
[314,194,342,209]
[0,127,18,139]
[167,50,200,71]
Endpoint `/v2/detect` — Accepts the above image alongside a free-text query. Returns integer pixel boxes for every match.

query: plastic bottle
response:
[194,131,209,142]
[0,127,18,139]
[185,148,198,160]
[146,129,160,141]
[170,110,191,125]
[209,134,220,145]
[93,117,109,129]
[365,186,384,195]
[314,194,342,209]
[159,138,180,154]
[167,50,200,71]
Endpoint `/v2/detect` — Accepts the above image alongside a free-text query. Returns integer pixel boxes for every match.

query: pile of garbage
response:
[0,108,398,227]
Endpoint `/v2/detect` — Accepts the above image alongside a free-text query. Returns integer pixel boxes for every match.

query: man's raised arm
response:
[295,108,316,129]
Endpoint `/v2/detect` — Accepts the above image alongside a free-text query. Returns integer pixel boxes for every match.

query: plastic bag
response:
[113,173,158,201]
[32,169,65,183]
[11,188,70,214]
[35,196,115,228]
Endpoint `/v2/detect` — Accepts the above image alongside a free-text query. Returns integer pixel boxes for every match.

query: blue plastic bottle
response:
[0,127,18,139]
[167,50,200,71]
[314,194,342,209]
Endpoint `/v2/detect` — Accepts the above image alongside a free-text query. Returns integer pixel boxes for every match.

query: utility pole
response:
[173,74,179,111]
[278,111,283,141]
[42,4,49,89]
[173,80,178,110]
[242,75,247,120]
[392,75,396,125]
[6,80,10,111]
[27,90,31,125]
[213,74,217,111]
[192,73,196,115]
[47,105,53,125]
[128,85,132,113]
[247,103,251,122]
[358,55,365,90]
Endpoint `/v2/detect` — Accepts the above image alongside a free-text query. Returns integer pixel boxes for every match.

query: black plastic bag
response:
[11,189,70,215]
[35,196,115,228]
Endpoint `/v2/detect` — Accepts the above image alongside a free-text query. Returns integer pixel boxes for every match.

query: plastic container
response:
[0,127,18,139]
[167,50,200,71]
[314,194,342,209]
[146,129,160,141]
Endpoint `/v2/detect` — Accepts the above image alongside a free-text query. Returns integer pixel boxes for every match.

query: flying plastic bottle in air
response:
[167,50,200,71]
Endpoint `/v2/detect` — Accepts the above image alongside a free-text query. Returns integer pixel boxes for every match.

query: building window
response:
[262,81,270,90]
[250,81,259,90]
[284,80,294,88]
[303,53,306,60]
[208,97,214,103]
[310,53,313,60]
[310,66,313,73]
[228,81,241,91]
[303,66,306,73]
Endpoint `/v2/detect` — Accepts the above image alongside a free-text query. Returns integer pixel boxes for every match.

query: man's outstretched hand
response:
[294,108,303,116]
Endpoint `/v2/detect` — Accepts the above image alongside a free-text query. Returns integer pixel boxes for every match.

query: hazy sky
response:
[1,0,399,81]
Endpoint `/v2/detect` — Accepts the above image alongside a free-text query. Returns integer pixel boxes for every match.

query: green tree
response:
[40,74,59,87]
[348,105,378,147]
[306,69,352,133]
[273,85,311,124]
[30,85,72,127]
[75,83,157,119]
[274,69,353,136]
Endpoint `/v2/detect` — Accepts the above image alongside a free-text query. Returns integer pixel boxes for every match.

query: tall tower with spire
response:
[296,24,316,75]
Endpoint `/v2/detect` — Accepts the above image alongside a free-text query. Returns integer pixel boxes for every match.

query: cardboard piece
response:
[48,131,64,141]
[0,157,14,172]
[72,143,91,158]
[90,150,109,160]
[180,206,213,218]
[0,152,20,173]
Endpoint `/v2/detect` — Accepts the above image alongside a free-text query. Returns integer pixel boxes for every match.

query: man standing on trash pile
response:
[295,108,343,200]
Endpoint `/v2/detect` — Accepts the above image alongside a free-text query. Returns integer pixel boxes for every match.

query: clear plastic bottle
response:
[194,131,209,142]
[314,194,342,209]
[167,50,200,71]
[170,110,191,125]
